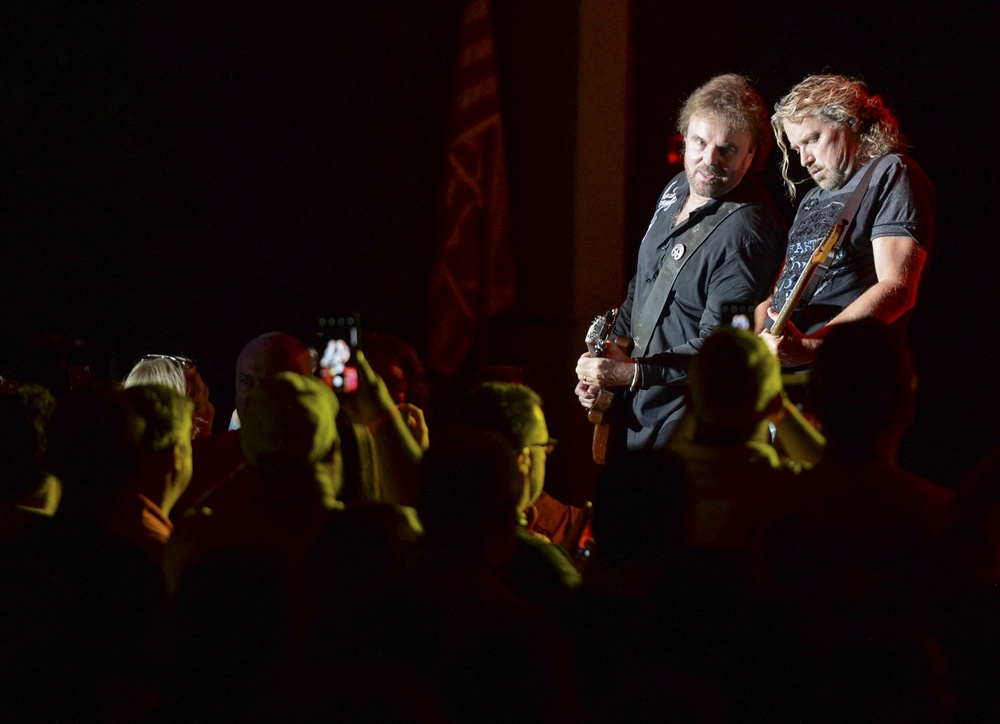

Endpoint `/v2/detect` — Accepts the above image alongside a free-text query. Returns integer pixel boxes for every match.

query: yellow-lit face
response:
[520,404,550,509]
[162,417,194,515]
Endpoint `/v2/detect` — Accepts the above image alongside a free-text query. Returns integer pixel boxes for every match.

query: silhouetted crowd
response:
[1,321,997,722]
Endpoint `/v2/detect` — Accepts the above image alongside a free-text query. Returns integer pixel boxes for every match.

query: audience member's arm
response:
[340,350,422,505]
[771,392,825,466]
[398,402,430,451]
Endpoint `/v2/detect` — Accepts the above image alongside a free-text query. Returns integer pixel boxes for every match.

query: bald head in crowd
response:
[235,332,313,422]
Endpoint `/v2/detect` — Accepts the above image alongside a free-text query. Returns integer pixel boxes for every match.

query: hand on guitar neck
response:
[575,341,636,404]
[578,309,634,464]
[577,308,634,407]
[755,212,848,368]
[756,300,823,368]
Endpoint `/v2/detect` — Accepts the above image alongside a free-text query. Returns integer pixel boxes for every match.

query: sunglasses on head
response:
[142,354,195,370]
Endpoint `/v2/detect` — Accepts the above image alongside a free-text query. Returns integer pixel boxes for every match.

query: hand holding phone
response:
[316,314,360,394]
[318,338,358,393]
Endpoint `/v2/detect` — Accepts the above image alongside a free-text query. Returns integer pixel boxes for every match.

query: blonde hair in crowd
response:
[772,74,903,199]
[124,384,194,453]
[123,358,186,395]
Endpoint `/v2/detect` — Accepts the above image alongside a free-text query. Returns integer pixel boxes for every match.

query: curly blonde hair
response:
[772,74,903,198]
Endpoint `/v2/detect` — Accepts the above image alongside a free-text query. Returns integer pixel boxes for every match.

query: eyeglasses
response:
[527,438,558,454]
[142,354,195,370]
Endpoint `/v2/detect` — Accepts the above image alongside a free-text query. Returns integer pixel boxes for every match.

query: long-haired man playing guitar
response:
[756,74,934,367]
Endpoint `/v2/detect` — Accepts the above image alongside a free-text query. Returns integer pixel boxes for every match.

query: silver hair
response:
[123,357,186,396]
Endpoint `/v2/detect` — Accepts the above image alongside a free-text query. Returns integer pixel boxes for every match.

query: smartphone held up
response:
[315,314,359,394]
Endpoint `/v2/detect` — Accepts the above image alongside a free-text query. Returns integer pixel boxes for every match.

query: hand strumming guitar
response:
[758,307,822,367]
[575,341,636,409]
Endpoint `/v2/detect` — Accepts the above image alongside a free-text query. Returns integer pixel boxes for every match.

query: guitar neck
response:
[770,260,817,335]
[771,221,845,335]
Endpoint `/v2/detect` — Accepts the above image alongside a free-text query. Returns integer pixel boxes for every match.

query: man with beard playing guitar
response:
[756,74,934,367]
[575,74,787,454]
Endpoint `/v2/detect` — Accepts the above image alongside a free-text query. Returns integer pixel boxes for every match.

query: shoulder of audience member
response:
[514,525,581,588]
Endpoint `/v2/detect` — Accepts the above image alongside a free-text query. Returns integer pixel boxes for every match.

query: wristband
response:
[630,362,642,391]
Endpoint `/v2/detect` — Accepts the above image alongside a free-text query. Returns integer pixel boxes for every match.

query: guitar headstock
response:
[584,308,618,356]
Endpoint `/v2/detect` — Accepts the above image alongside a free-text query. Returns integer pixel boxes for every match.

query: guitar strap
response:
[632,199,753,357]
[798,154,889,306]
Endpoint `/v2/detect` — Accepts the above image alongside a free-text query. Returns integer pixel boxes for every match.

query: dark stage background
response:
[2,1,997,491]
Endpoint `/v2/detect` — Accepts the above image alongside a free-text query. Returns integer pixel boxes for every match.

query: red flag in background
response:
[427,0,515,378]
